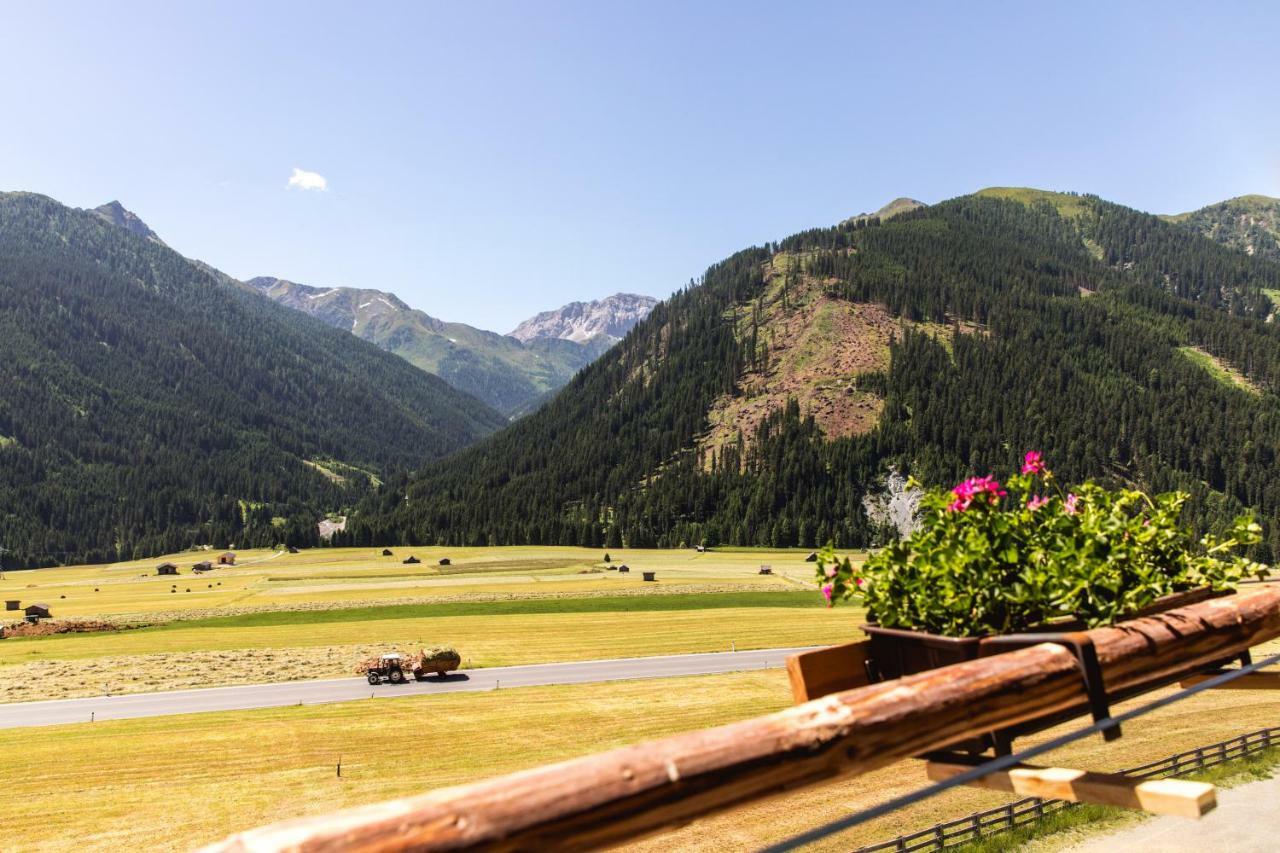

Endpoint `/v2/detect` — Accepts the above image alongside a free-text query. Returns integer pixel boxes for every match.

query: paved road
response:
[0,647,809,729]
[1061,772,1280,853]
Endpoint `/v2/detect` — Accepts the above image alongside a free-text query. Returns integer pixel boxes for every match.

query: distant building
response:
[157,563,179,576]
[5,599,20,611]
[438,558,451,566]
[24,602,51,620]
[381,549,394,557]
[192,561,213,573]
[403,556,421,565]
[218,552,236,565]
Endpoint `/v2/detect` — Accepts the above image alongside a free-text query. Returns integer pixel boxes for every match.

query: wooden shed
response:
[381,549,394,557]
[218,552,237,566]
[288,546,300,554]
[642,571,656,582]
[438,558,451,566]
[617,565,630,573]
[403,556,421,565]
[804,552,819,562]
[4,600,19,611]
[192,561,213,573]
[24,602,51,620]
[758,566,773,575]
[157,563,179,576]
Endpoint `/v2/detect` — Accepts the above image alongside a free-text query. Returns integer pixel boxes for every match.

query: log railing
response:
[206,586,1280,853]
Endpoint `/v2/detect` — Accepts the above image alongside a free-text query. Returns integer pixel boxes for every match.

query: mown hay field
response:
[0,547,862,700]
[2,666,1279,853]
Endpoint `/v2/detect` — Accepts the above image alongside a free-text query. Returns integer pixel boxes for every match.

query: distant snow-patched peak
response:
[91,201,165,245]
[508,293,659,344]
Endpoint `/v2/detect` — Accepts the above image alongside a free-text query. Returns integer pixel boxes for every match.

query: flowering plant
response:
[818,453,1268,636]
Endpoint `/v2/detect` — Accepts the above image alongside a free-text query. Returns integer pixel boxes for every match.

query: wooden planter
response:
[863,587,1229,682]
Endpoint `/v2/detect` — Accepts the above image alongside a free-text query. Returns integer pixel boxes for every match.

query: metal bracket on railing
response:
[981,632,1118,753]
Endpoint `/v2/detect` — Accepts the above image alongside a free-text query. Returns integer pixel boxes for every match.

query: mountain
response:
[508,293,658,344]
[246,277,618,416]
[841,197,926,226]
[0,192,507,567]
[91,200,164,245]
[348,190,1280,561]
[1163,194,1280,265]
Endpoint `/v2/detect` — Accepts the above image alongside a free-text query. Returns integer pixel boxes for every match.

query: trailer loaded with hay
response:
[361,647,462,685]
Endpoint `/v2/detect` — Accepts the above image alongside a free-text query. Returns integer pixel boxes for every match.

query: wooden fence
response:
[856,726,1280,852]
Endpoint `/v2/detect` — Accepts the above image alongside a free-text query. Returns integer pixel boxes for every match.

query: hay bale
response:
[416,646,461,675]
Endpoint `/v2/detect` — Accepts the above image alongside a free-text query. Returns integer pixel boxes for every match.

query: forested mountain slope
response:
[348,191,1280,559]
[248,277,630,415]
[1164,194,1280,265]
[0,192,507,567]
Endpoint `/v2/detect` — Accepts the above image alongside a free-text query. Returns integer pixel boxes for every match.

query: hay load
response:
[356,647,462,681]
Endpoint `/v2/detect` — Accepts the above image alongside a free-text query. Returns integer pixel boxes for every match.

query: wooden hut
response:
[218,552,237,566]
[157,563,179,576]
[758,566,773,575]
[192,561,213,573]
[288,546,300,554]
[4,600,19,611]
[642,571,656,582]
[24,602,51,620]
[804,552,818,562]
[403,556,421,565]
[381,549,394,557]
[617,565,630,573]
[438,558,451,566]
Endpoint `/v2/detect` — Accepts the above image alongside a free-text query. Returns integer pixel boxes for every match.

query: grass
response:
[1263,288,1280,311]
[1177,346,1259,394]
[5,664,1280,853]
[975,187,1091,220]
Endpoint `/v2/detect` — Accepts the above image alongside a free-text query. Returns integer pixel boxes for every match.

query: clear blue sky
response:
[1,1,1276,331]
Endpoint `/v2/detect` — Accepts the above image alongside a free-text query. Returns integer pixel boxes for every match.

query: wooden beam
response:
[785,639,872,703]
[1180,669,1280,690]
[925,759,1216,818]
[204,586,1280,853]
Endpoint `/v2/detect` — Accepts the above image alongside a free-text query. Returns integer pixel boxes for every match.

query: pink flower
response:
[948,475,1008,511]
[823,564,838,578]
[1065,493,1079,515]
[821,583,834,606]
[1027,495,1050,511]
[1021,451,1045,476]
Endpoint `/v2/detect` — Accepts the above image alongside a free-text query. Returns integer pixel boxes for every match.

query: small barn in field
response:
[5,600,20,611]
[618,565,630,573]
[218,552,236,566]
[157,563,179,576]
[804,552,818,562]
[192,561,213,573]
[381,549,394,557]
[24,602,51,620]
[438,558,451,566]
[288,546,300,554]
[403,556,421,565]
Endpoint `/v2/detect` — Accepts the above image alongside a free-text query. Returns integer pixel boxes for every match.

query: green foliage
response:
[0,192,506,567]
[818,456,1267,636]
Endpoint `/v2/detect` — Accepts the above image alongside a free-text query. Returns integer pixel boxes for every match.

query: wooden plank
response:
[204,586,1280,853]
[1180,670,1280,690]
[925,759,1216,818]
[785,640,872,703]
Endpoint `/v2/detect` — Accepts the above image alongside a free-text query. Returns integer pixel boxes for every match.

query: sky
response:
[1,2,1277,331]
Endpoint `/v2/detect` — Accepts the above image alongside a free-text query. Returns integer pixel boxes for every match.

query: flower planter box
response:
[862,587,1230,682]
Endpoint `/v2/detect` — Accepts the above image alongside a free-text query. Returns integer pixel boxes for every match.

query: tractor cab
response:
[367,653,408,685]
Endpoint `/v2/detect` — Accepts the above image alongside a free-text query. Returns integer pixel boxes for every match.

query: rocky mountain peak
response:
[91,201,164,245]
[508,293,659,344]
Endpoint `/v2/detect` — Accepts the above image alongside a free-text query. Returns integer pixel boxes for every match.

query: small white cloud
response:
[287,167,328,191]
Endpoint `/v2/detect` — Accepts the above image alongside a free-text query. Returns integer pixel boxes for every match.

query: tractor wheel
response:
[389,668,406,684]
[367,671,380,685]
